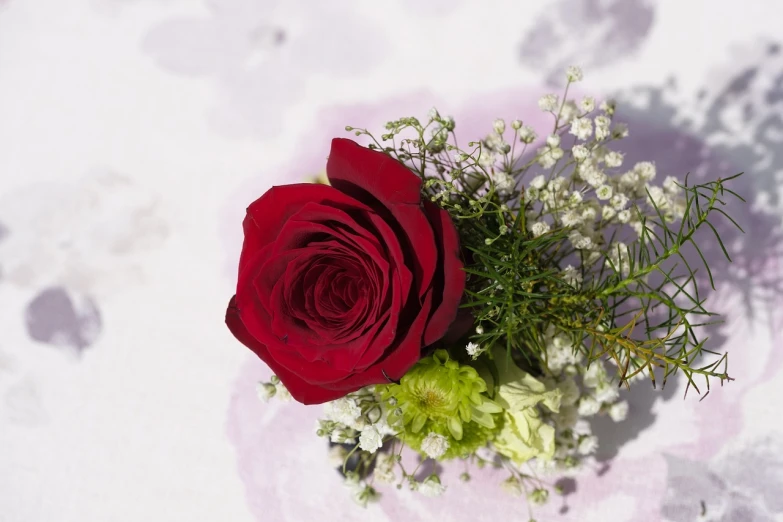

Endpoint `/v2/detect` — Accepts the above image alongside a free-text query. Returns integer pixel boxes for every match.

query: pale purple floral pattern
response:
[143,0,389,138]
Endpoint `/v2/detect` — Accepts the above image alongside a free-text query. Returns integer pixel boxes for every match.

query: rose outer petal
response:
[226,296,348,404]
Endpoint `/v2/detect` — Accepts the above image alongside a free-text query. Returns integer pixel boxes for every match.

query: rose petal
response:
[421,200,466,345]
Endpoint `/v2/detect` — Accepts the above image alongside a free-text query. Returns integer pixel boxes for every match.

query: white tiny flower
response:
[330,427,356,444]
[596,185,613,200]
[561,209,582,227]
[359,425,383,453]
[554,404,579,429]
[578,396,601,416]
[530,174,547,189]
[594,382,620,404]
[517,125,537,143]
[538,148,557,169]
[568,231,593,250]
[525,186,540,202]
[572,145,590,161]
[559,100,579,124]
[566,65,583,82]
[609,401,629,422]
[475,325,484,335]
[612,123,629,138]
[601,206,616,221]
[573,419,592,436]
[327,445,348,467]
[352,485,380,507]
[647,185,667,209]
[617,209,631,223]
[275,383,292,401]
[580,96,596,113]
[325,397,363,426]
[578,435,599,455]
[557,378,581,405]
[581,204,597,221]
[599,99,615,114]
[256,382,277,402]
[561,265,583,287]
[421,432,450,459]
[466,342,483,358]
[428,107,440,120]
[538,93,559,112]
[493,118,506,134]
[583,363,607,388]
[604,151,624,168]
[501,476,523,497]
[373,453,397,484]
[610,193,629,210]
[594,115,611,129]
[511,119,522,130]
[417,476,446,497]
[546,133,561,148]
[570,118,593,140]
[595,125,610,141]
[548,176,567,193]
[635,161,656,181]
[531,221,550,237]
[663,175,681,194]
[493,172,515,196]
[550,146,564,160]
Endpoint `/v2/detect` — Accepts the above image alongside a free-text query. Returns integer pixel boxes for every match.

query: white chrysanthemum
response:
[359,425,383,453]
[518,125,537,143]
[610,193,629,210]
[578,396,601,416]
[493,118,506,134]
[539,94,559,112]
[578,435,599,455]
[325,397,362,426]
[609,401,629,422]
[256,382,276,402]
[572,145,590,160]
[561,265,583,287]
[418,476,446,497]
[596,185,613,200]
[580,96,595,113]
[604,151,624,168]
[531,221,550,237]
[566,65,583,82]
[421,432,450,459]
[569,117,593,140]
[530,174,547,189]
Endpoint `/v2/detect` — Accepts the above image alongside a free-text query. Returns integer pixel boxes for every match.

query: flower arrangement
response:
[225,66,743,513]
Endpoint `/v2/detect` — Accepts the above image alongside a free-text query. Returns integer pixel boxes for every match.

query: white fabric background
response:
[2,1,783,521]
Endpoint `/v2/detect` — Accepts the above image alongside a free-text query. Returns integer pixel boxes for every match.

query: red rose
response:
[225,138,465,404]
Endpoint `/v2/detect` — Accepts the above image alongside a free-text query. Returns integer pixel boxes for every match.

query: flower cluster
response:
[237,65,742,516]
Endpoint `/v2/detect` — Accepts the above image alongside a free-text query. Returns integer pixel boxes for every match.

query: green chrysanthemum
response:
[378,349,502,445]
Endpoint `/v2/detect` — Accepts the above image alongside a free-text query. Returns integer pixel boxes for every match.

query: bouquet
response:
[225,66,743,513]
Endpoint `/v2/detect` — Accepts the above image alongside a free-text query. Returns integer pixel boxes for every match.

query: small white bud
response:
[511,119,522,130]
[420,432,450,459]
[493,118,506,134]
